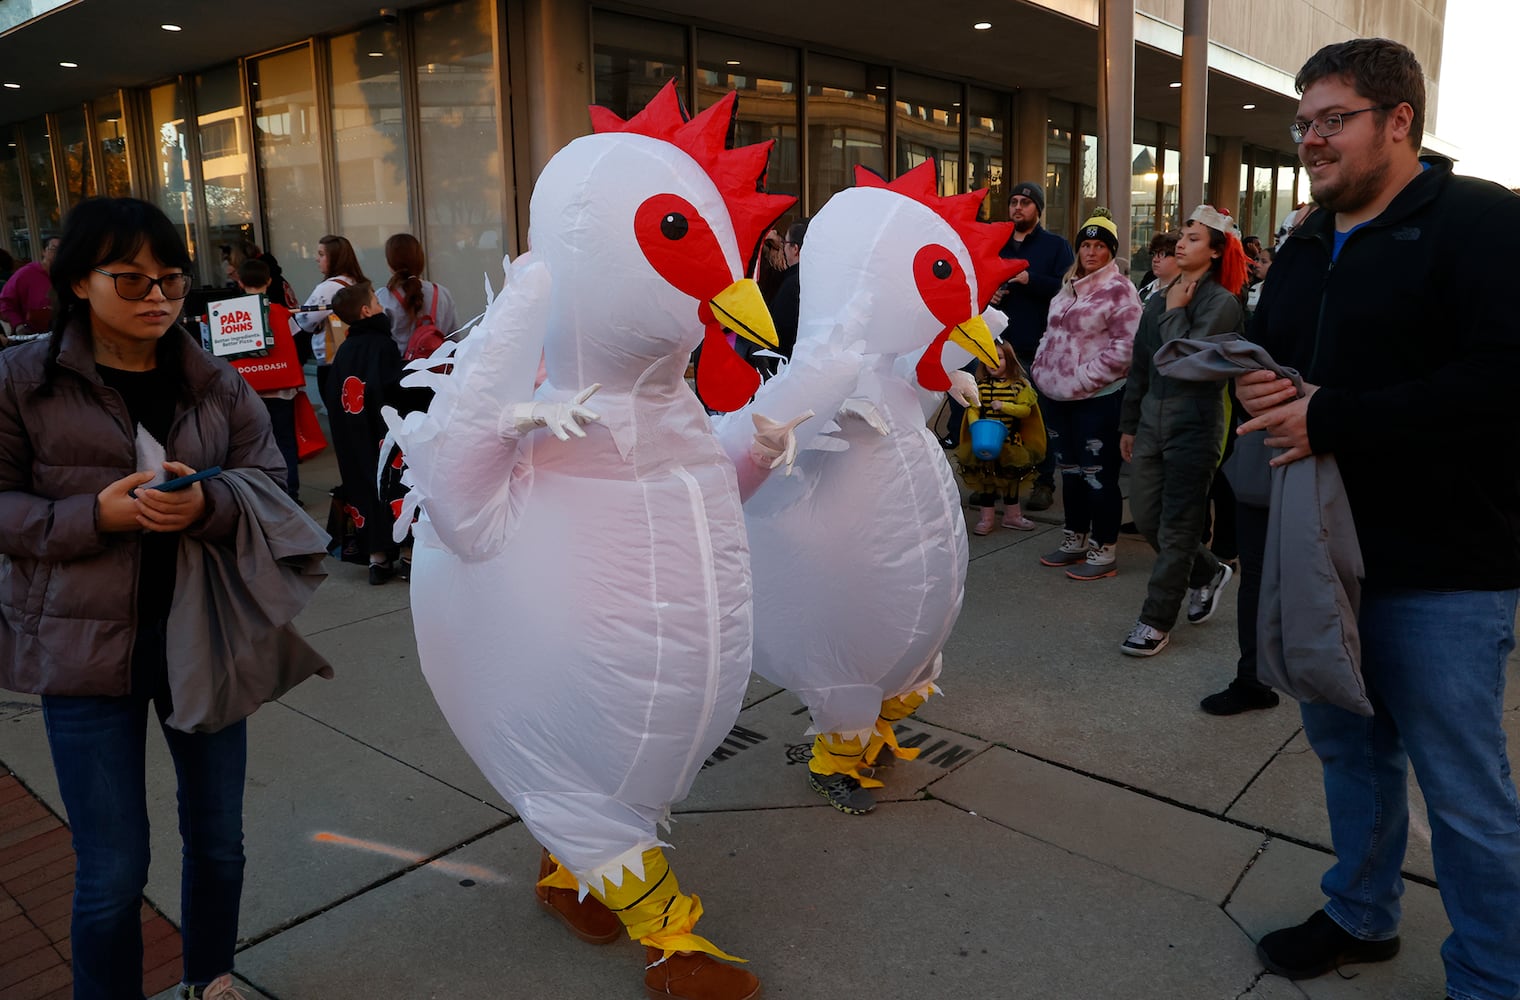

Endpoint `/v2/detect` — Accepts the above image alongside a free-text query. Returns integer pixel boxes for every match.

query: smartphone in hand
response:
[130,466,222,498]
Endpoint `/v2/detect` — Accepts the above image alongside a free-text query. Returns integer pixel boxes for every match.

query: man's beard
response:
[1014,216,1036,235]
[1307,131,1390,215]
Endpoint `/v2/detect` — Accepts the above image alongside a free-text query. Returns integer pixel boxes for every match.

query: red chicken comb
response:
[854,160,1024,310]
[591,81,796,268]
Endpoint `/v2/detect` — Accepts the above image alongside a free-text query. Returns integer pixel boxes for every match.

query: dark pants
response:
[1042,392,1124,546]
[261,396,300,500]
[41,675,247,997]
[1233,501,1273,692]
[1016,352,1057,489]
[1128,397,1226,631]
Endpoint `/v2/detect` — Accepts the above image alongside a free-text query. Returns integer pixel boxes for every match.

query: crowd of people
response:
[0,34,1517,1000]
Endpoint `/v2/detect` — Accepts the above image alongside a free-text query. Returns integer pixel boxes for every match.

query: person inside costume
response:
[385,81,808,1000]
[0,197,329,1000]
[955,340,1047,535]
[1117,204,1249,656]
[713,160,1021,816]
[320,280,403,584]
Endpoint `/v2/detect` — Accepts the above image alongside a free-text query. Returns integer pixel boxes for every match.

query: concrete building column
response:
[1179,0,1208,214]
[1209,136,1244,217]
[521,0,592,185]
[1013,88,1050,196]
[1098,0,1135,269]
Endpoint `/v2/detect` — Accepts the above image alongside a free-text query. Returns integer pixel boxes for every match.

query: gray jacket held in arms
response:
[1154,333,1370,717]
[0,322,331,727]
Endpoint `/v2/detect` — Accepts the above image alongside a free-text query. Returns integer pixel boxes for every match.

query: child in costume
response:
[955,340,1047,535]
[320,281,404,584]
[1116,204,1249,657]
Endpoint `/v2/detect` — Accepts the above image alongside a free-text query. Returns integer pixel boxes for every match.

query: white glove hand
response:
[751,410,815,473]
[948,368,980,408]
[506,383,602,441]
[838,397,891,436]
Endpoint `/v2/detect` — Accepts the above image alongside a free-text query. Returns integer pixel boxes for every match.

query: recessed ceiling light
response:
[367,51,384,57]
[1242,103,1256,110]
[1169,81,1182,88]
[973,22,992,30]
[2,83,19,89]
[161,23,182,32]
[952,101,961,107]
[874,84,886,90]
[59,61,78,69]
[726,59,741,66]
[106,117,119,123]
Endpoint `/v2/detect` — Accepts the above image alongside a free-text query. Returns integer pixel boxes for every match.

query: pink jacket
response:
[1030,262,1142,402]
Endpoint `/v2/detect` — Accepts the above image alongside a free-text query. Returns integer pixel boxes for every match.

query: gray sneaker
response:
[1186,562,1235,624]
[1120,620,1169,657]
[808,771,876,815]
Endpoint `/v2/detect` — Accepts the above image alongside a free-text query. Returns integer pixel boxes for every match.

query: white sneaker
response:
[1186,562,1236,624]
[1040,530,1089,567]
[1120,620,1169,657]
[1066,542,1118,580]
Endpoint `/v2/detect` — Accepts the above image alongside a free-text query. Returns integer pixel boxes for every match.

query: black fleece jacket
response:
[1249,156,1520,589]
[993,224,1075,359]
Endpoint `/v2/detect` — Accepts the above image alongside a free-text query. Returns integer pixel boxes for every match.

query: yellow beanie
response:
[1076,207,1119,254]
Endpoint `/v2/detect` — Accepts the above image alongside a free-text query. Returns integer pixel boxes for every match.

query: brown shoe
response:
[644,947,761,1000]
[535,849,622,944]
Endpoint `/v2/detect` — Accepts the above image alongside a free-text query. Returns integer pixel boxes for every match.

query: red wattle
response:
[915,327,953,392]
[696,324,761,412]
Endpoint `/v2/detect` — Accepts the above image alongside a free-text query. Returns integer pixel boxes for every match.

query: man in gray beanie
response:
[987,181,1074,510]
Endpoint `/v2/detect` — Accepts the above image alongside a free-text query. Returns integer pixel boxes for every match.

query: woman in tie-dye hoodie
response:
[1031,208,1143,581]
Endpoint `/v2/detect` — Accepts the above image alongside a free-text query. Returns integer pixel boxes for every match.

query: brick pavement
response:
[0,773,183,1000]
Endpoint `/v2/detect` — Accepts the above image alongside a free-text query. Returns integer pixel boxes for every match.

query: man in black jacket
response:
[1238,38,1520,1000]
[984,182,1073,509]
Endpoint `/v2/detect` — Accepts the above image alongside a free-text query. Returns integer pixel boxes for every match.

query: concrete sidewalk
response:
[1,430,1516,1000]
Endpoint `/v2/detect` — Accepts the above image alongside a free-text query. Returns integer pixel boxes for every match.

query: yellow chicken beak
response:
[948,314,1000,369]
[709,277,780,351]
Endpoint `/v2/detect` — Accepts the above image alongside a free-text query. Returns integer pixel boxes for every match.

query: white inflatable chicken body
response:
[386,81,792,930]
[716,162,1026,810]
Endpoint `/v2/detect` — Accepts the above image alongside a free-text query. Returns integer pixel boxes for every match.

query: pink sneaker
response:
[972,506,997,535]
[1002,505,1035,530]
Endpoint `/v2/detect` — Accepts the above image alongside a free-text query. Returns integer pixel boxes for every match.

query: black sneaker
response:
[1256,909,1400,980]
[1186,562,1235,624]
[368,562,394,586]
[1200,681,1280,716]
[807,771,876,815]
[1119,620,1168,657]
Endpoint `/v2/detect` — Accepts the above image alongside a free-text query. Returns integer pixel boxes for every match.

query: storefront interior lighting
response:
[726,60,741,66]
[368,51,384,57]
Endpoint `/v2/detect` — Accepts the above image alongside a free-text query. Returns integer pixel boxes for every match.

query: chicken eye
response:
[661,213,689,240]
[932,259,952,280]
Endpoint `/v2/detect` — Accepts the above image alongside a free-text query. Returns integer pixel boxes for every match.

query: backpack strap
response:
[424,282,438,325]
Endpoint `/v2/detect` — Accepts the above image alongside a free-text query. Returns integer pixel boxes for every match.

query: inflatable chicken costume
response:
[384,82,793,1000]
[716,162,1026,815]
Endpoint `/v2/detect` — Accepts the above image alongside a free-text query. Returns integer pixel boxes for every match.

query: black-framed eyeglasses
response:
[92,268,193,300]
[1289,104,1394,144]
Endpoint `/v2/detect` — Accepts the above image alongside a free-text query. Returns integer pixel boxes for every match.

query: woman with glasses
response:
[0,197,321,1000]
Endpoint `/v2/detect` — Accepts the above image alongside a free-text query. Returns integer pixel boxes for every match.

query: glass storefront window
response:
[56,106,94,209]
[594,10,686,121]
[20,118,60,239]
[1273,156,1296,244]
[197,65,256,278]
[1252,155,1273,242]
[1161,146,1180,232]
[1076,131,1100,224]
[0,135,28,260]
[966,87,1004,209]
[414,0,503,325]
[895,72,960,194]
[806,53,887,213]
[148,83,196,263]
[330,25,410,266]
[695,32,799,206]
[1238,161,1250,223]
[1130,143,1158,275]
[1046,123,1074,239]
[94,93,131,198]
[252,46,328,297]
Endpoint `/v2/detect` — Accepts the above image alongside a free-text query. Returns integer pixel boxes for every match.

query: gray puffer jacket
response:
[0,322,287,696]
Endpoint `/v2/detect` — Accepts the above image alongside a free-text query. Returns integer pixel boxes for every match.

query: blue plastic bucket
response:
[968,419,1007,461]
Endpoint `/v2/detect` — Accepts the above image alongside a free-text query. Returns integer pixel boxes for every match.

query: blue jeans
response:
[1300,587,1520,1000]
[42,690,247,999]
